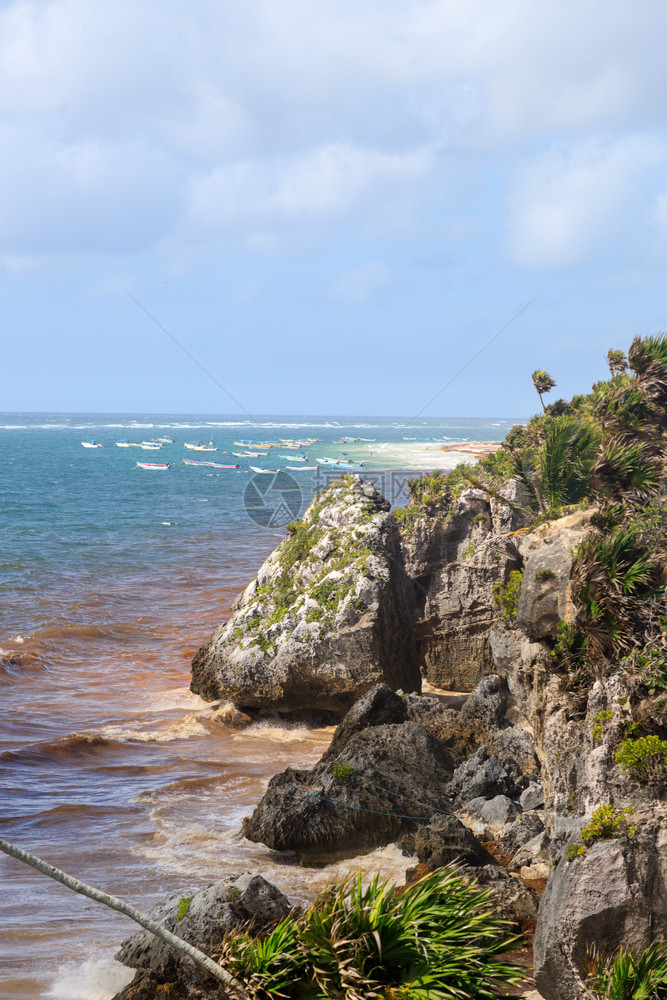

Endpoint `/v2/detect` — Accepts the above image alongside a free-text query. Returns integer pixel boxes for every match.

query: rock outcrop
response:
[191,477,419,716]
[400,485,523,690]
[116,874,292,983]
[242,720,456,863]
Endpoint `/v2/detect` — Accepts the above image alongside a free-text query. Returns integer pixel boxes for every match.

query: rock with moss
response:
[115,874,293,984]
[191,477,418,716]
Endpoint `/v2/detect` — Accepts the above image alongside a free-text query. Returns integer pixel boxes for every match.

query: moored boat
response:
[207,461,240,469]
[249,466,280,474]
[136,461,171,470]
[81,441,103,448]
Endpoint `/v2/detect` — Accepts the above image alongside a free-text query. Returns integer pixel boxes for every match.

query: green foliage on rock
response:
[615,735,667,783]
[219,867,523,1000]
[493,570,523,622]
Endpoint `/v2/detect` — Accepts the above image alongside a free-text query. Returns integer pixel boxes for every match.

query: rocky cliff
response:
[191,476,419,716]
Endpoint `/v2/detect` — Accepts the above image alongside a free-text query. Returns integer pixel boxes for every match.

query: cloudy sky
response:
[3,0,667,416]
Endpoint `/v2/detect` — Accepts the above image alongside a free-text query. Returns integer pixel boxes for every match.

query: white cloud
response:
[328,261,392,304]
[506,135,667,269]
[188,144,434,231]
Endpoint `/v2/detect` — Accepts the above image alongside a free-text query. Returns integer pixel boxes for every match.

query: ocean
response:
[0,413,516,999]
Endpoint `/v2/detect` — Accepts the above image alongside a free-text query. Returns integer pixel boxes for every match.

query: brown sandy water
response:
[0,535,412,1000]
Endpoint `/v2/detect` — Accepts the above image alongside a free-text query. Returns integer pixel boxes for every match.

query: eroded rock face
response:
[415,812,498,870]
[242,721,456,863]
[401,486,524,691]
[115,874,293,982]
[191,477,418,716]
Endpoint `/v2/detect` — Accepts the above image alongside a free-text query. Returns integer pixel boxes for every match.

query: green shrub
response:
[493,569,524,622]
[177,896,193,921]
[583,942,667,999]
[580,805,635,848]
[615,735,667,783]
[590,709,613,745]
[534,568,557,582]
[220,868,523,1000]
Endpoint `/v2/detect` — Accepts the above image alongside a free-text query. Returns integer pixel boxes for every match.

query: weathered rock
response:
[516,512,590,642]
[321,684,407,762]
[461,864,539,931]
[447,747,516,806]
[192,477,419,716]
[401,488,523,690]
[403,693,462,744]
[242,721,456,863]
[479,795,521,831]
[116,874,293,982]
[520,783,545,811]
[415,812,499,870]
[508,832,550,872]
[534,833,667,1000]
[498,813,546,858]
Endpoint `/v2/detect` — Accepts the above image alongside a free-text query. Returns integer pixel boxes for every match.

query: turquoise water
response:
[0,413,518,1000]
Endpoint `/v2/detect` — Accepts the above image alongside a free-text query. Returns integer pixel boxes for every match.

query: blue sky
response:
[3,0,667,417]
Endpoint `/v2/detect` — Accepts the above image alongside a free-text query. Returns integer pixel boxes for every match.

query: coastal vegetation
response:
[219,868,523,1000]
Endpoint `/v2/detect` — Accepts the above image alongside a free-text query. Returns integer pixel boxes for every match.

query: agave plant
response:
[219,868,524,1000]
[581,941,667,999]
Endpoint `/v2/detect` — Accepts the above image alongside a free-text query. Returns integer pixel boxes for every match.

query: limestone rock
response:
[321,683,407,762]
[498,813,546,858]
[191,477,418,716]
[242,721,456,863]
[447,747,516,806]
[115,874,293,981]
[534,835,667,1000]
[401,488,523,690]
[462,864,539,930]
[415,812,499,870]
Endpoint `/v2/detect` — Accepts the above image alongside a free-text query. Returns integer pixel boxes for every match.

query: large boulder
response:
[415,812,498,870]
[400,486,523,690]
[534,832,667,1000]
[242,721,456,863]
[191,477,419,716]
[115,874,293,983]
[321,683,407,762]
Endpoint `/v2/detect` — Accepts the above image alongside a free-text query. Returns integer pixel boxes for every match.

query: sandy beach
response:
[364,439,502,470]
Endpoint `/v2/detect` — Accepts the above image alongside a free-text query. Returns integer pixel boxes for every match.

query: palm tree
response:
[532,369,556,411]
[606,349,628,377]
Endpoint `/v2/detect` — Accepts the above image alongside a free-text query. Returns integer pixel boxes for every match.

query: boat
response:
[156,437,174,443]
[278,453,307,461]
[116,440,142,447]
[286,465,319,470]
[232,451,267,458]
[136,462,171,470]
[182,459,211,466]
[316,457,365,469]
[81,441,103,448]
[207,461,240,469]
[184,441,218,451]
[141,441,163,450]
[249,466,280,474]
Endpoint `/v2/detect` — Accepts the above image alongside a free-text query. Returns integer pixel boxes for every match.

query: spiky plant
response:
[581,941,667,999]
[511,415,599,514]
[532,369,557,411]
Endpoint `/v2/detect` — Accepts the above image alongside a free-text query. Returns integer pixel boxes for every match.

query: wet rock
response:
[242,721,456,863]
[321,684,407,762]
[115,874,292,982]
[192,477,418,716]
[415,812,499,870]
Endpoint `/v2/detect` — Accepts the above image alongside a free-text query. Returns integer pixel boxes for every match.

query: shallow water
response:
[0,414,512,998]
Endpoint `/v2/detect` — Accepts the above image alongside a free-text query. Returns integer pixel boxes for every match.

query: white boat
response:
[82,441,102,448]
[286,465,319,470]
[232,451,267,457]
[184,441,218,452]
[136,461,171,470]
[141,442,163,450]
[156,437,174,443]
[249,466,280,474]
[116,440,142,447]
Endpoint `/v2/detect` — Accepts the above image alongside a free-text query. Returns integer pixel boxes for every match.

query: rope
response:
[300,790,434,821]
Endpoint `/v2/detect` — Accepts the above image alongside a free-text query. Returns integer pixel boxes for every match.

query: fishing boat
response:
[316,457,365,469]
[141,441,163,450]
[207,461,240,469]
[81,440,103,448]
[232,451,267,458]
[184,441,218,451]
[156,437,174,443]
[278,453,307,461]
[249,466,280,474]
[182,459,211,466]
[136,462,171,470]
[286,465,319,470]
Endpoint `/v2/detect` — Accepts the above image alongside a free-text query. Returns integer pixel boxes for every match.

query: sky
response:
[3,0,667,417]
